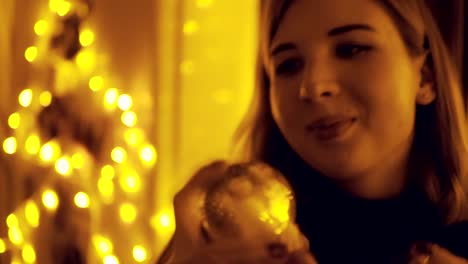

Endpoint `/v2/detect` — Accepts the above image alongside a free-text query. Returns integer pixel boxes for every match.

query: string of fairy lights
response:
[0,0,173,263]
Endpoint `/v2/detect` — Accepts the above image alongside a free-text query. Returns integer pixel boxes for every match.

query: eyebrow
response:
[328,23,376,36]
[270,23,376,56]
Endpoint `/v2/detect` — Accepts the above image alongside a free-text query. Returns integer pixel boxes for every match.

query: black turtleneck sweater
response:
[293,176,468,264]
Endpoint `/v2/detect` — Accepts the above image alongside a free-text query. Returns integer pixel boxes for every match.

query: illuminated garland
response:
[0,0,168,263]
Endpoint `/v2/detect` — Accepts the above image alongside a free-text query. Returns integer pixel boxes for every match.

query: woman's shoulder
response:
[435,221,468,259]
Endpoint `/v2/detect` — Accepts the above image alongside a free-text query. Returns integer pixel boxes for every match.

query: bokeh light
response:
[39,140,61,162]
[119,203,137,224]
[111,147,127,164]
[0,238,6,254]
[8,112,21,129]
[124,128,144,146]
[25,200,40,228]
[24,47,38,62]
[132,245,147,263]
[3,137,17,155]
[89,75,104,92]
[25,134,41,155]
[19,89,33,107]
[93,235,113,255]
[139,144,157,166]
[34,20,48,35]
[42,189,59,211]
[8,226,23,246]
[117,94,133,111]
[74,192,90,208]
[22,244,37,263]
[80,29,95,47]
[103,255,119,264]
[55,156,72,176]
[39,91,52,107]
[121,111,137,127]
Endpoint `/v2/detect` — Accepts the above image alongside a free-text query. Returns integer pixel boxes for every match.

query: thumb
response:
[287,250,319,264]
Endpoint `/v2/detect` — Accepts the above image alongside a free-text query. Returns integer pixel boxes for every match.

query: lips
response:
[306,115,357,141]
[307,115,356,130]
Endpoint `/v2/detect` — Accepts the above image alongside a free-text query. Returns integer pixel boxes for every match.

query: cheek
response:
[351,59,418,134]
[269,84,298,126]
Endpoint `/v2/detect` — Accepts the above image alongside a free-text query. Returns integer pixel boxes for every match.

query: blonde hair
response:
[232,0,468,224]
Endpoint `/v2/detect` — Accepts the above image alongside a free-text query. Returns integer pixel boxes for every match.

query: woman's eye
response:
[275,58,304,76]
[336,44,372,59]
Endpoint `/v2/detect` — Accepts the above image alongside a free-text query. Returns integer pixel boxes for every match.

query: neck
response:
[335,142,413,200]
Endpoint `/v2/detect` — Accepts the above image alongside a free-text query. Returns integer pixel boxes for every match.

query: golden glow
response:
[258,185,292,234]
[101,165,115,179]
[49,0,61,12]
[74,192,90,208]
[124,128,144,146]
[93,235,113,255]
[212,88,232,105]
[151,210,175,230]
[8,226,23,245]
[19,89,33,107]
[71,152,85,169]
[111,147,127,164]
[158,213,171,228]
[8,112,21,129]
[34,20,48,35]
[80,29,95,47]
[139,144,157,166]
[103,255,119,264]
[183,20,199,35]
[57,0,71,16]
[104,88,119,111]
[22,244,36,263]
[25,200,40,228]
[121,111,137,127]
[3,137,17,155]
[119,170,141,193]
[132,245,147,263]
[25,134,41,155]
[42,189,59,211]
[39,91,52,107]
[98,177,114,201]
[40,140,61,162]
[89,75,104,92]
[119,203,137,224]
[0,238,6,253]
[55,156,72,176]
[6,214,18,228]
[75,49,96,73]
[196,0,213,8]
[117,94,133,111]
[25,46,38,62]
[180,60,195,75]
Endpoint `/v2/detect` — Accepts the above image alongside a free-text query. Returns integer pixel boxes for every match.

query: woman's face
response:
[267,0,434,184]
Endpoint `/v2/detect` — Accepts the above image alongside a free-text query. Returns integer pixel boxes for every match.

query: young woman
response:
[159,0,468,263]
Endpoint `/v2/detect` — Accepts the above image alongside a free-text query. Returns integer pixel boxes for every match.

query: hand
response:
[286,249,319,264]
[408,242,468,264]
[168,160,313,264]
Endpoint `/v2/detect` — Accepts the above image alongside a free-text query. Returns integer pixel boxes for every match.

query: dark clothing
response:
[292,173,468,264]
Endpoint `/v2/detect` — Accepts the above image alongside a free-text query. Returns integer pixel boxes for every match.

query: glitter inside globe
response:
[203,162,301,248]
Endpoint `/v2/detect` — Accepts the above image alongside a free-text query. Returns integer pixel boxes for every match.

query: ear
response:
[416,52,436,105]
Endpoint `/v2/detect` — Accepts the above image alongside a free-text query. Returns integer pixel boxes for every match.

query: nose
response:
[298,64,340,102]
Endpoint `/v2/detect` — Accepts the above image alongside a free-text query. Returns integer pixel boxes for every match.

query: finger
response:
[203,241,288,264]
[408,255,431,264]
[286,250,318,264]
[184,160,230,191]
[430,244,468,264]
[408,241,433,264]
[172,161,229,240]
